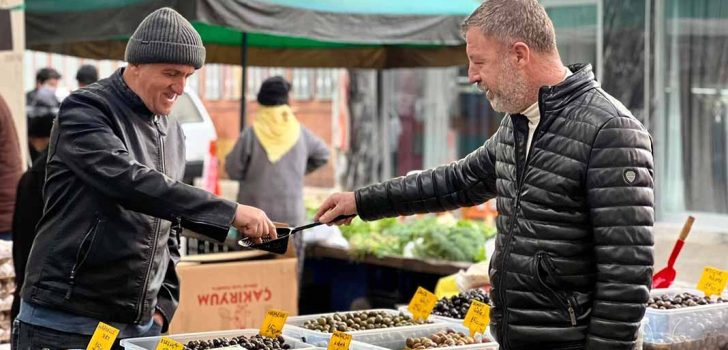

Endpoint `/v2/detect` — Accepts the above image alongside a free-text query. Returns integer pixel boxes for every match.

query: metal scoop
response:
[237,215,356,254]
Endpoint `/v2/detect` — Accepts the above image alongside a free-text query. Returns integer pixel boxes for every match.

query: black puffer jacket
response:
[356,64,654,350]
[22,68,237,331]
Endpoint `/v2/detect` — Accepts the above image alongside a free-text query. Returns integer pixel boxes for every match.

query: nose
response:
[171,77,185,95]
[467,64,480,85]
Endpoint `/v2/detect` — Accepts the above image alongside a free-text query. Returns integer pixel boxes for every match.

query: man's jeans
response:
[12,320,162,350]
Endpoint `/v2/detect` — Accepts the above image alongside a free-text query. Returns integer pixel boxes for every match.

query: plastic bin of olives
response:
[120,329,313,350]
[300,310,429,333]
[345,323,497,350]
[643,289,728,347]
[398,289,490,325]
[283,309,437,347]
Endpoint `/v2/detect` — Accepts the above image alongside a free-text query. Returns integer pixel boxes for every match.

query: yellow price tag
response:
[156,337,184,350]
[407,287,438,321]
[434,274,460,299]
[259,309,289,338]
[327,331,352,350]
[697,266,728,297]
[86,322,120,350]
[463,300,490,337]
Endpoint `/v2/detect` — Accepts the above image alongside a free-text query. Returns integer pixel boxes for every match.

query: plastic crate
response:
[302,341,382,350]
[643,288,728,347]
[350,323,497,350]
[397,305,466,328]
[120,329,313,350]
[283,309,438,347]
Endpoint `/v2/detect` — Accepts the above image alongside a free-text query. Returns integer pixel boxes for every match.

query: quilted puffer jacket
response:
[355,64,654,350]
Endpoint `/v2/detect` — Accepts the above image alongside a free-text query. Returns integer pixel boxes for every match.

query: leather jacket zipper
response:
[136,116,164,322]
[499,112,547,344]
[535,252,578,326]
[66,217,101,299]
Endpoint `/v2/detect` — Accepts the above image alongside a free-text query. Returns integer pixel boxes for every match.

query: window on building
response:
[655,0,728,217]
[292,68,313,100]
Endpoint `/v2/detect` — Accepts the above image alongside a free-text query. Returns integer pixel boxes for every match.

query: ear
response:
[512,42,530,66]
[127,63,142,75]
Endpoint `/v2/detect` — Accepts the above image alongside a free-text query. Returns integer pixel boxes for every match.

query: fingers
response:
[314,195,337,222]
[319,205,344,225]
[333,215,355,226]
[267,219,277,240]
[235,204,279,242]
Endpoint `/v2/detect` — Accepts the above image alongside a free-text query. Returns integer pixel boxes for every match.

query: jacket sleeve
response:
[355,128,500,221]
[54,93,236,242]
[225,128,253,180]
[304,128,330,174]
[585,117,654,350]
[155,227,182,333]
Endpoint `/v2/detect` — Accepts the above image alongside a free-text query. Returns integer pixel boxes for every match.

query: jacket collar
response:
[539,63,599,112]
[111,67,154,119]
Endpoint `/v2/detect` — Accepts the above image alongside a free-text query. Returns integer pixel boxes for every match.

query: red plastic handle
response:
[667,240,685,268]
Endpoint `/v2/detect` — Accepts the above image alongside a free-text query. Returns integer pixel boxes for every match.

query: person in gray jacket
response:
[316,1,654,350]
[226,76,330,266]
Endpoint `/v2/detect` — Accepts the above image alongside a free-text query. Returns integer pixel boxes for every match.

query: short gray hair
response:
[462,0,557,53]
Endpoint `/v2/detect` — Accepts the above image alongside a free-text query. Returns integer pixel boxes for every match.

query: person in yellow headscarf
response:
[226,76,330,265]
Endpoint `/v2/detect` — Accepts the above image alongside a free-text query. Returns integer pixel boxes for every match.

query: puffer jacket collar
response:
[540,63,599,111]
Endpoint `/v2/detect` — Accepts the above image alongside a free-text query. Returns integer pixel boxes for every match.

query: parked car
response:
[169,90,217,185]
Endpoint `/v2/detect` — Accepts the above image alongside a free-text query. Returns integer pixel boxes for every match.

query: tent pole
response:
[240,32,248,130]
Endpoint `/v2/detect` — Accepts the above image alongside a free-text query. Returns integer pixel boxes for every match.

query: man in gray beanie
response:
[14,7,276,348]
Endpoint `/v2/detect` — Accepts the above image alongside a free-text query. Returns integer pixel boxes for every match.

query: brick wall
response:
[203,99,336,188]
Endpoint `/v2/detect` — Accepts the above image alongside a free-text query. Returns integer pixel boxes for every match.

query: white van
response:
[169,90,217,184]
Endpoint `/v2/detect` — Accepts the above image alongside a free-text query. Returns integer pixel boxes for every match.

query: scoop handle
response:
[678,216,695,241]
[667,216,695,267]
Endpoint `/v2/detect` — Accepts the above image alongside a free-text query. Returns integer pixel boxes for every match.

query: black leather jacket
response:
[22,68,237,331]
[356,64,654,350]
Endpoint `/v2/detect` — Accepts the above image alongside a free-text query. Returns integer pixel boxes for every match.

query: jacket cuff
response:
[355,183,395,221]
[154,303,174,333]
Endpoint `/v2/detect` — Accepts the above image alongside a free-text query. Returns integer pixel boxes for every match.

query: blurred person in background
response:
[0,93,23,242]
[25,87,59,162]
[76,64,99,88]
[26,67,61,106]
[11,88,58,324]
[226,76,330,275]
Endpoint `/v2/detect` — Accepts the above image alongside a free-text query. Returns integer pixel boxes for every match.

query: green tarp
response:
[26,0,481,68]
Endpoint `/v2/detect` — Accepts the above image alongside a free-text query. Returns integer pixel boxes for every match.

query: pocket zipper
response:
[65,217,100,299]
[536,252,577,326]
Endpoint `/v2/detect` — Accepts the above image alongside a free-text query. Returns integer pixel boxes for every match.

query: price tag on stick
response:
[463,300,490,337]
[408,287,438,321]
[697,266,728,297]
[259,309,289,338]
[86,322,120,350]
[328,331,352,350]
[156,337,184,350]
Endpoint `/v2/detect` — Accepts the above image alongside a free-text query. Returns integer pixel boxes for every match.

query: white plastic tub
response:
[283,309,438,347]
[643,288,728,347]
[397,305,466,327]
[350,323,497,350]
[120,329,313,350]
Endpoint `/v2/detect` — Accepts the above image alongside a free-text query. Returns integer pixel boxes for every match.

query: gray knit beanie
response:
[124,7,206,69]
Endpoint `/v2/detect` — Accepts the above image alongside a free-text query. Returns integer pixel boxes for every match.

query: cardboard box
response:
[169,251,299,334]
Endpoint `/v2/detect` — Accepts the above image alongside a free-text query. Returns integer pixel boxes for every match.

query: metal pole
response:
[596,0,604,82]
[240,32,248,130]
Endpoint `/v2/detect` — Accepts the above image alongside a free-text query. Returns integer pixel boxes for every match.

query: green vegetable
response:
[340,214,496,263]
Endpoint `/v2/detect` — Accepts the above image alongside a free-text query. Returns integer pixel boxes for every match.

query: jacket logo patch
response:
[624,169,637,184]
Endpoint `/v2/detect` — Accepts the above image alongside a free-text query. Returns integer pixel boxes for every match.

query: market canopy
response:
[26,0,480,68]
